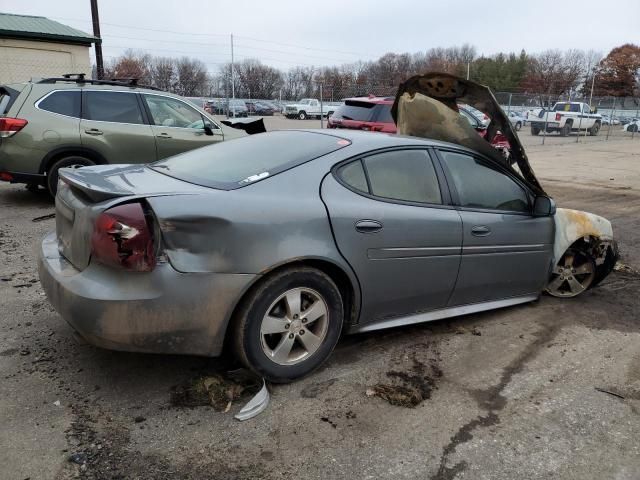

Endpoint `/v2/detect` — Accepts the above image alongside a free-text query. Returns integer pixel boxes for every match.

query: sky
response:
[2,0,639,74]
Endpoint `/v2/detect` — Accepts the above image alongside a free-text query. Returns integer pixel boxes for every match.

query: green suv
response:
[0,75,244,195]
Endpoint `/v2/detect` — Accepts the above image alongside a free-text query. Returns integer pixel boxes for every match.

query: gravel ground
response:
[1,136,639,480]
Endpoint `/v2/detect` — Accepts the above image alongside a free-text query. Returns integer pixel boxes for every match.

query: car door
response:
[142,94,224,159]
[436,149,554,306]
[80,90,157,164]
[321,148,462,324]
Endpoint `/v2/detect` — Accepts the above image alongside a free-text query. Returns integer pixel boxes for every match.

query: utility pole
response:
[466,61,470,80]
[89,0,104,79]
[230,34,235,101]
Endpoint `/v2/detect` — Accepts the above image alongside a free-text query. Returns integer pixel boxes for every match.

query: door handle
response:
[355,220,383,233]
[471,225,491,236]
[156,133,172,139]
[84,128,103,135]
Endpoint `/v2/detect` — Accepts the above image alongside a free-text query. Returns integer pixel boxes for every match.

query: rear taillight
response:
[0,118,28,138]
[91,202,156,272]
[555,113,562,121]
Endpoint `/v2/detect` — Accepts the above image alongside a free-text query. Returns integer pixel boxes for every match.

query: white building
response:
[0,12,98,84]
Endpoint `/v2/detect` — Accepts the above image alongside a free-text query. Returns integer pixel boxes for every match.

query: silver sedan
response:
[39,75,618,383]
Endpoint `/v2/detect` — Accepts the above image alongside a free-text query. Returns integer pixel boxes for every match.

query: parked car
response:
[327,96,396,132]
[0,75,244,195]
[622,119,639,132]
[529,102,602,136]
[38,73,617,383]
[284,98,339,119]
[245,101,275,116]
[507,111,525,130]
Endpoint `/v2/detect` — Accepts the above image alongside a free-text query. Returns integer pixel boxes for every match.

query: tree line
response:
[104,43,640,100]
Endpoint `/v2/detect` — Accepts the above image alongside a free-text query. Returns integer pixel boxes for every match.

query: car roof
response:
[292,128,478,153]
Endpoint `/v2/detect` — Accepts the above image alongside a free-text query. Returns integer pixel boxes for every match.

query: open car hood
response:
[391,72,545,195]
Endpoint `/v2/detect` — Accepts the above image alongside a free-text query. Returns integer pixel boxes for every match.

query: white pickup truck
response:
[529,102,602,136]
[284,99,339,120]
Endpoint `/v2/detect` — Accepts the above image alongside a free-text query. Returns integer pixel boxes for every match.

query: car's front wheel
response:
[233,267,344,383]
[46,156,95,196]
[515,121,522,131]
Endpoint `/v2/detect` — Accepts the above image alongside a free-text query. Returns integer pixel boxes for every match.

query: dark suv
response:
[0,75,242,195]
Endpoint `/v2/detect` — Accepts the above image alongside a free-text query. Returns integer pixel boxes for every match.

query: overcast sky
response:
[3,0,639,73]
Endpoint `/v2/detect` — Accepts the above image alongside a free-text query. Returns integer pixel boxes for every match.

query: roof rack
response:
[36,75,160,90]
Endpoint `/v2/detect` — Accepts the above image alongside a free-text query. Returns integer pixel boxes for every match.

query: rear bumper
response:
[0,170,45,184]
[38,232,257,356]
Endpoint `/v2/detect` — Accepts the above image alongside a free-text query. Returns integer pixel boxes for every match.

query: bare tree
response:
[174,57,208,97]
[150,57,175,92]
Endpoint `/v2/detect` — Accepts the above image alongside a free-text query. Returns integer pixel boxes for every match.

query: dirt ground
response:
[1,133,639,480]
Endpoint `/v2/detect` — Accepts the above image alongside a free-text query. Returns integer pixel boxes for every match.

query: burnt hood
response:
[391,72,545,195]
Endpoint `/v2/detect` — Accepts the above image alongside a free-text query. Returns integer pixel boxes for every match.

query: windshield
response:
[332,101,376,121]
[151,130,350,189]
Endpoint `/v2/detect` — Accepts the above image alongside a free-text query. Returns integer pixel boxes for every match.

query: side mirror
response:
[203,122,215,136]
[533,195,556,217]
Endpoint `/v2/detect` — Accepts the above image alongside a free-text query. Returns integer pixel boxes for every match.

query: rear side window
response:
[332,101,376,121]
[439,150,529,212]
[152,130,350,189]
[84,91,144,124]
[38,91,81,118]
[337,161,368,192]
[338,150,442,204]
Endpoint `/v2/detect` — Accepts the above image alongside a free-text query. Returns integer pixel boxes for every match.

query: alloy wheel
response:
[546,250,595,298]
[259,287,329,365]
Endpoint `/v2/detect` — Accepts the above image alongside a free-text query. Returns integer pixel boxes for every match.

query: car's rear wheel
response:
[531,126,540,136]
[515,121,522,131]
[560,122,572,137]
[46,156,95,196]
[629,124,638,133]
[233,267,343,383]
[546,249,596,298]
[298,111,307,120]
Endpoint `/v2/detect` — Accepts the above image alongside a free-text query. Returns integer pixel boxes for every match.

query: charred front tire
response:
[560,121,572,137]
[233,267,344,383]
[531,126,540,136]
[589,122,601,136]
[298,111,307,120]
[546,248,596,298]
[46,156,96,196]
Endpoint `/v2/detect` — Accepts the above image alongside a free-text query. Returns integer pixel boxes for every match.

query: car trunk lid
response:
[55,164,210,270]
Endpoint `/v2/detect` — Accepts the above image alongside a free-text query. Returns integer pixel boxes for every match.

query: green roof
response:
[0,12,99,45]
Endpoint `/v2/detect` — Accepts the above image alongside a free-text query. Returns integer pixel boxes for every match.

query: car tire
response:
[233,267,344,383]
[298,111,307,120]
[589,122,601,136]
[531,126,540,136]
[629,124,638,133]
[46,156,95,196]
[560,122,572,137]
[515,121,522,131]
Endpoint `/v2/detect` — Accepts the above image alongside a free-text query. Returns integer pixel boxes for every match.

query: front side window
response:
[439,150,529,212]
[338,150,442,204]
[84,91,144,124]
[144,95,204,128]
[38,91,81,118]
